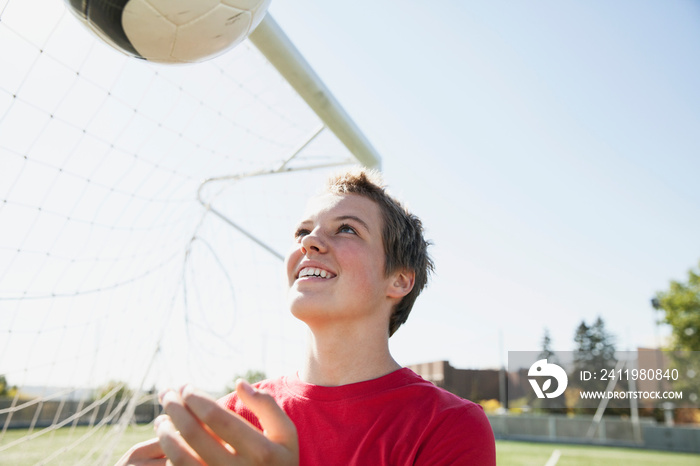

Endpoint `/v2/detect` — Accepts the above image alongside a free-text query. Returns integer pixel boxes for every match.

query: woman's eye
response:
[294,228,310,238]
[338,224,357,235]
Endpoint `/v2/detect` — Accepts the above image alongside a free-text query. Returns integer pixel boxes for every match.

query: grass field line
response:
[544,448,561,466]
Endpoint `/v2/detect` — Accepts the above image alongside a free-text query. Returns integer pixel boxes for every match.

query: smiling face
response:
[285,193,403,328]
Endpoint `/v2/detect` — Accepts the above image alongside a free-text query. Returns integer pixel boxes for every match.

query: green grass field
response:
[2,426,699,465]
[496,440,700,465]
[0,424,156,465]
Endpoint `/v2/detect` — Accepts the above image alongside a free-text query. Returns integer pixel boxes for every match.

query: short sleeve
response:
[414,403,496,466]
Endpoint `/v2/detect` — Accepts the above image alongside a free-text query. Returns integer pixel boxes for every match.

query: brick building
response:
[408,360,503,402]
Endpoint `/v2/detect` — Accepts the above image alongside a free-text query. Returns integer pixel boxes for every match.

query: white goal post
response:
[249,15,381,171]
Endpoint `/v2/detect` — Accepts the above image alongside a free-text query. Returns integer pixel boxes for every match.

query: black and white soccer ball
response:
[65,0,272,63]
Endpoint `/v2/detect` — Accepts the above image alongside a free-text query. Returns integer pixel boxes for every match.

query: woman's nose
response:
[300,228,327,254]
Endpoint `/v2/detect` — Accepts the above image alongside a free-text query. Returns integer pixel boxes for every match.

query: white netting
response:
[0,0,361,462]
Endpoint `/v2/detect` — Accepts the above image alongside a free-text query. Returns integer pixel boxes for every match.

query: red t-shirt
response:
[219,368,496,465]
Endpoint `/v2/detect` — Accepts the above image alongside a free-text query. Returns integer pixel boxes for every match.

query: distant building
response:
[408,360,502,402]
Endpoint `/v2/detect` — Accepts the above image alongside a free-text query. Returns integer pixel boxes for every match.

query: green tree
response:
[529,328,567,414]
[0,374,18,398]
[571,317,625,414]
[654,260,700,351]
[573,317,616,376]
[225,370,266,393]
[538,328,556,363]
[654,262,700,414]
[97,380,133,400]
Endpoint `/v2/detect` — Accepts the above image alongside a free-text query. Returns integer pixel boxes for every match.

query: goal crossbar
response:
[249,14,382,170]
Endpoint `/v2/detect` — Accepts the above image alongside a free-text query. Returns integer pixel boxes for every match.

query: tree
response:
[573,317,616,375]
[529,328,567,414]
[654,260,700,351]
[538,328,556,363]
[571,317,624,414]
[654,262,700,419]
[0,374,18,398]
[97,380,133,401]
[225,370,266,394]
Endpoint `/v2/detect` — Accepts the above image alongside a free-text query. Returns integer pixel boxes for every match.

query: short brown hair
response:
[325,168,434,336]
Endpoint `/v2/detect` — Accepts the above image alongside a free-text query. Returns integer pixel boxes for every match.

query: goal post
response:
[249,14,382,171]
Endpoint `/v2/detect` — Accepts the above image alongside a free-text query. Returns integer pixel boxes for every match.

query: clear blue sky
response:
[269,1,700,368]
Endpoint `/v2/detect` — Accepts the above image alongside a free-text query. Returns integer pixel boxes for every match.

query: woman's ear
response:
[387,269,415,299]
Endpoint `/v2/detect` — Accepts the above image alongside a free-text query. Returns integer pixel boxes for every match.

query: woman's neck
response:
[299,324,401,387]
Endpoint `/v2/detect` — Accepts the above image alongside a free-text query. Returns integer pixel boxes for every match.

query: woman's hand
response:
[116,380,298,465]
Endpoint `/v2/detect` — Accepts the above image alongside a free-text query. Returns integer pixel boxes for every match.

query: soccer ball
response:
[65,0,272,63]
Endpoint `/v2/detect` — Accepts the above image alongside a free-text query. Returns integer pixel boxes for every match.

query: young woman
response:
[118,169,496,465]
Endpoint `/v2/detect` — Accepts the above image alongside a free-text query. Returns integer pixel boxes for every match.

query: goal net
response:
[0,1,379,463]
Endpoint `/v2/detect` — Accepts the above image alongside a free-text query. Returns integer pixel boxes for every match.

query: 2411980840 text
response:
[580,368,680,382]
